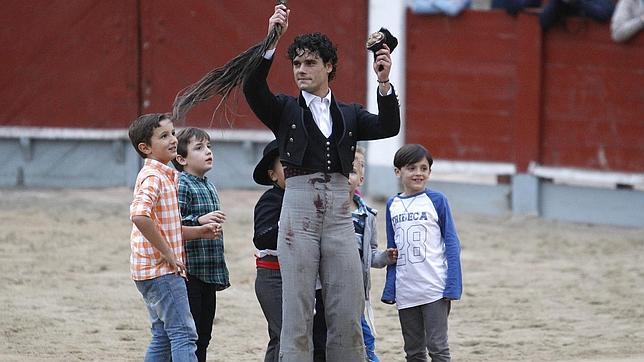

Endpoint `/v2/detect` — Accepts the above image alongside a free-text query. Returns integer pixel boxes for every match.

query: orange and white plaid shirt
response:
[129,158,184,281]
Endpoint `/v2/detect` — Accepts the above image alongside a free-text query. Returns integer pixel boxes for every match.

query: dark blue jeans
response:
[362,314,379,362]
[540,0,615,30]
[491,0,542,16]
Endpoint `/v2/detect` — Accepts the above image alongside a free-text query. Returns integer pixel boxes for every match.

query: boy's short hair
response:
[128,113,172,159]
[393,144,433,169]
[355,145,366,157]
[353,146,366,174]
[171,127,211,171]
[287,32,338,82]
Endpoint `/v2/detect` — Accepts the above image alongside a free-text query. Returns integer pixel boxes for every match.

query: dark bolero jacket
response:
[253,185,284,251]
[243,57,401,176]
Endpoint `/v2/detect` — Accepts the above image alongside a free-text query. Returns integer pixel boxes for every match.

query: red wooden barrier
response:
[0,0,367,130]
[2,5,642,173]
[140,0,369,129]
[406,10,520,165]
[0,1,139,128]
[541,18,644,172]
[406,9,644,173]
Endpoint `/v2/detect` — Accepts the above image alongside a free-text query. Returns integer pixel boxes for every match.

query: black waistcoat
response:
[283,98,343,174]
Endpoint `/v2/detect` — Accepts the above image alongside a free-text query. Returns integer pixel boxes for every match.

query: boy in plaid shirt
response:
[128,114,221,362]
[173,127,230,362]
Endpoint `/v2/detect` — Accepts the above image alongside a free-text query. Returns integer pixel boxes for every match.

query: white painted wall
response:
[365,0,407,197]
[366,0,406,167]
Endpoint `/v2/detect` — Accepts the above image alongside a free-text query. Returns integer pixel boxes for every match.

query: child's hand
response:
[386,248,398,263]
[200,222,222,239]
[161,253,186,275]
[198,211,226,225]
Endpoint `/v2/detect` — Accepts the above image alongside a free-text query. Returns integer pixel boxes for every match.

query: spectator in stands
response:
[491,0,542,16]
[611,0,644,42]
[539,0,615,30]
[410,0,472,16]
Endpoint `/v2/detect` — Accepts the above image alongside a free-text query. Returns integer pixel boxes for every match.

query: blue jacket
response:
[353,194,391,301]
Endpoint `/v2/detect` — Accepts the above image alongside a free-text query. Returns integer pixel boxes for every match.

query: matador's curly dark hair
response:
[287,32,338,82]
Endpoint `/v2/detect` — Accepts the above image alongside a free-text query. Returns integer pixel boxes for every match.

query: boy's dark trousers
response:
[185,274,217,362]
[398,299,451,362]
[313,289,327,362]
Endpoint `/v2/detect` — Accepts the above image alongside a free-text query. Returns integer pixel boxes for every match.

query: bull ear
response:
[379,27,398,53]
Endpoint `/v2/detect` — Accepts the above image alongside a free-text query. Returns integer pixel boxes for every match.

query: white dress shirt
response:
[264,48,333,137]
[302,90,333,138]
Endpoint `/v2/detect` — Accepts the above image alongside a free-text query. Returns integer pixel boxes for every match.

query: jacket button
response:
[291,124,296,129]
[351,146,355,151]
[327,166,331,171]
[327,160,331,164]
[289,137,294,142]
[348,131,353,137]
[286,152,291,157]
[326,153,330,157]
[326,141,330,146]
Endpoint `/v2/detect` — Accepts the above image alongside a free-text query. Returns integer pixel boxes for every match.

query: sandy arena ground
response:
[1,187,643,361]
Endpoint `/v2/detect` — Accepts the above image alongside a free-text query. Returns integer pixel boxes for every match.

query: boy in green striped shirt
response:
[173,127,230,362]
